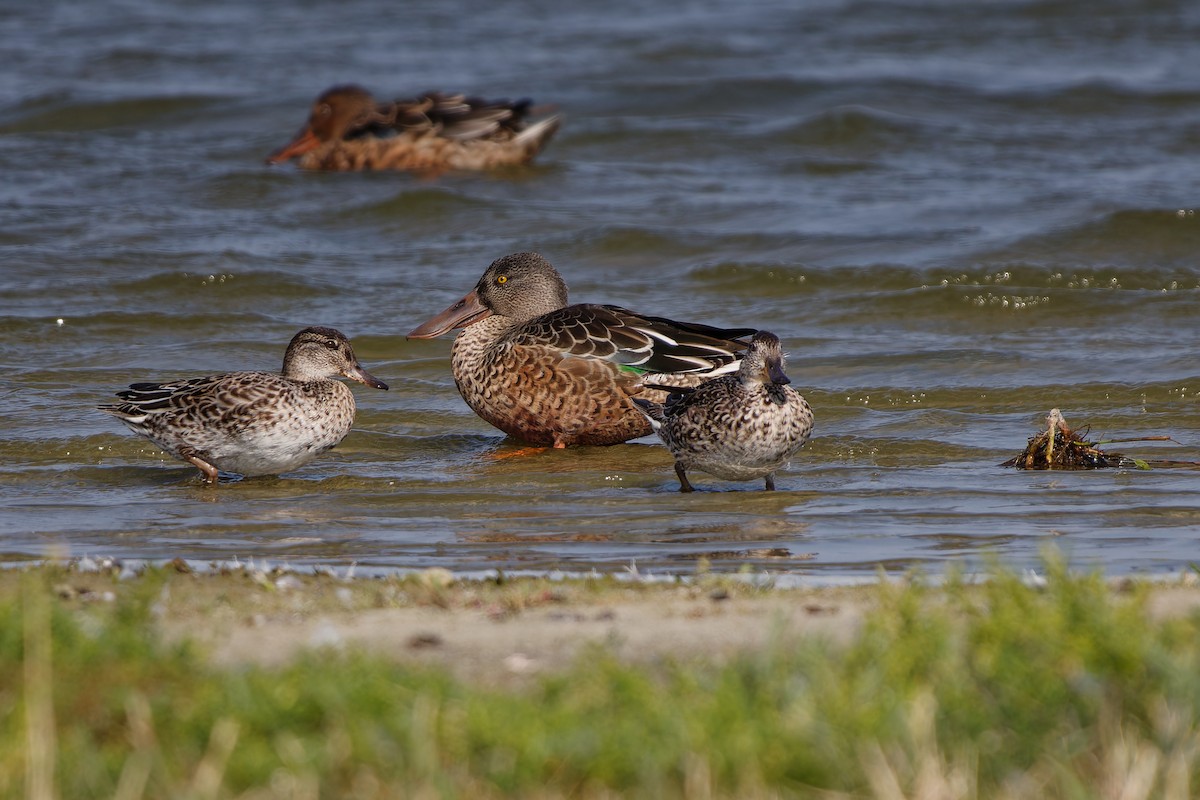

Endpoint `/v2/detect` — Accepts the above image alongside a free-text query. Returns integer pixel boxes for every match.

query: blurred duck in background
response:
[266,85,561,172]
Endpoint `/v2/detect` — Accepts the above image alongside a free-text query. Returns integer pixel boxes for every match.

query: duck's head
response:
[283,326,389,389]
[266,85,388,164]
[738,331,790,387]
[407,252,569,339]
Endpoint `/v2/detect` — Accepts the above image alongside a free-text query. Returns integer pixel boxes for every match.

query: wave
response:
[980,209,1200,271]
[0,93,228,134]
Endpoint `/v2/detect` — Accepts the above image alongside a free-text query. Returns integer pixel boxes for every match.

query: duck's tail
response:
[630,397,664,431]
[515,115,563,155]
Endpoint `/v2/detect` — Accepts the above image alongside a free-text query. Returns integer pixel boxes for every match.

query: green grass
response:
[2,560,1200,798]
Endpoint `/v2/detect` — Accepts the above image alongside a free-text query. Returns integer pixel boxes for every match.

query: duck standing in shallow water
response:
[266,85,561,172]
[406,252,756,447]
[634,331,813,491]
[99,327,388,483]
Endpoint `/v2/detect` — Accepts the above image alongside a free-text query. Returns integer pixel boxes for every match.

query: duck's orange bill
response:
[406,288,492,339]
[265,128,321,165]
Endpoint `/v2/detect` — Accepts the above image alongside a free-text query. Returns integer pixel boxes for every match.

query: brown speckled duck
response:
[634,331,814,491]
[99,327,388,482]
[406,252,757,448]
[266,85,561,172]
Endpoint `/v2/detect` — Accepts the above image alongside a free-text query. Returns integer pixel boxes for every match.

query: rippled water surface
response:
[4,0,1200,579]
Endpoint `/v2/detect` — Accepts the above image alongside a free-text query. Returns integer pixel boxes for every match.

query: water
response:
[4,0,1200,580]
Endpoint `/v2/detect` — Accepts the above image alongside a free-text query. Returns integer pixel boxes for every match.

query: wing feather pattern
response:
[503,303,755,375]
[384,93,536,143]
[100,372,293,422]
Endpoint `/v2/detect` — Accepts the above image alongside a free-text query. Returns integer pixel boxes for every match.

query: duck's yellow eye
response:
[497,275,508,285]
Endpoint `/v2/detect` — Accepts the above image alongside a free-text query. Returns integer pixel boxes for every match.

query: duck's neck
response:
[450,315,519,369]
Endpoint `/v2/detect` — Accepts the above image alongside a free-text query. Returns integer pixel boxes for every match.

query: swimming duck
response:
[634,331,813,491]
[266,85,561,172]
[406,252,756,447]
[99,327,388,482]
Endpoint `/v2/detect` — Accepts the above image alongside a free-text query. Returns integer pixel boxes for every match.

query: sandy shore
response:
[203,582,867,684]
[22,561,1200,687]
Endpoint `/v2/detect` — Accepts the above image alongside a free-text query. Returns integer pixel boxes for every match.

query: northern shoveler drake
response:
[406,252,756,447]
[634,331,813,491]
[265,85,561,172]
[99,327,388,482]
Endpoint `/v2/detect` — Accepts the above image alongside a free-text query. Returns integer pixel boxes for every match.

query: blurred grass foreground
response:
[3,558,1200,799]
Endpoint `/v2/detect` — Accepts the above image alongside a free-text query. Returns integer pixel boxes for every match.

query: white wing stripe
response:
[630,326,679,347]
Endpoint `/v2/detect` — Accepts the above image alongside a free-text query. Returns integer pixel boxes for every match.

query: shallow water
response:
[3,0,1200,579]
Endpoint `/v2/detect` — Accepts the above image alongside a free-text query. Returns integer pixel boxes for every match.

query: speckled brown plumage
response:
[407,253,756,447]
[266,85,561,172]
[98,327,388,482]
[634,331,814,491]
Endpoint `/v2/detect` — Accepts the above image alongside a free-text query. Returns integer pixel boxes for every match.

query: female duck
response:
[635,331,813,491]
[266,85,561,172]
[99,327,388,482]
[407,253,755,447]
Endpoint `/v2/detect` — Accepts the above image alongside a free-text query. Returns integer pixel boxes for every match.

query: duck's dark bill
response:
[767,358,791,386]
[344,365,389,390]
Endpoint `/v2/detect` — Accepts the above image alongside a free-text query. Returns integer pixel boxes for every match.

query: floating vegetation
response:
[1002,408,1158,470]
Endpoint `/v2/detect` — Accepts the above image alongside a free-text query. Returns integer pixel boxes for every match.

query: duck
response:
[633,331,813,491]
[265,85,561,172]
[98,327,388,482]
[406,252,756,447]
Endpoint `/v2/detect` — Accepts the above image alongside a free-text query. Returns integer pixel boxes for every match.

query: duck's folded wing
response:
[509,304,755,375]
[110,376,216,409]
[104,373,291,420]
[393,93,534,141]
